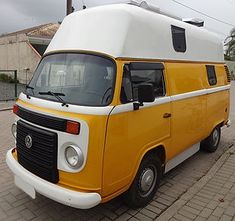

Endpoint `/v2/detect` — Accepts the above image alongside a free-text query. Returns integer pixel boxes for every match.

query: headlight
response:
[11,123,17,139]
[65,145,84,169]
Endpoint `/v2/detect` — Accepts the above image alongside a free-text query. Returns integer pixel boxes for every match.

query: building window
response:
[206,65,217,86]
[121,63,165,103]
[171,25,186,53]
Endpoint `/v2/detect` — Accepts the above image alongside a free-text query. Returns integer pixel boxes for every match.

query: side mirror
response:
[134,83,155,110]
[138,83,155,103]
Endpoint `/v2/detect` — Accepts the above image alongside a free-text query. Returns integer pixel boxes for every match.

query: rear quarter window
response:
[206,65,217,86]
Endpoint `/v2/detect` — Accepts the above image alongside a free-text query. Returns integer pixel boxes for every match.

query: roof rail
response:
[128,0,182,21]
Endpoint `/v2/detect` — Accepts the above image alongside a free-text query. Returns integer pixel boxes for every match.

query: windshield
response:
[27,53,116,106]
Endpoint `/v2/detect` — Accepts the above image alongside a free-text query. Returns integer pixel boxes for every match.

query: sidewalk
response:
[0,101,15,111]
[157,146,235,221]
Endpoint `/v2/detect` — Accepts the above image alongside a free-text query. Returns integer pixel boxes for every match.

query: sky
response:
[0,0,234,40]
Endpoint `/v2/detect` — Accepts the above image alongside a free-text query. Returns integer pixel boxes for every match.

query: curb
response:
[156,144,234,221]
[0,107,13,112]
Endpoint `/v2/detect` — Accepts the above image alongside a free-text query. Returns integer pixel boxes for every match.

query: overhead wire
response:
[171,0,235,28]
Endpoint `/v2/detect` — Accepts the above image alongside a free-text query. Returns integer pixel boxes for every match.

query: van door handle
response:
[163,113,172,118]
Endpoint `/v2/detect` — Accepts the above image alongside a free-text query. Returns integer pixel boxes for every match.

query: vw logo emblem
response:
[25,135,33,149]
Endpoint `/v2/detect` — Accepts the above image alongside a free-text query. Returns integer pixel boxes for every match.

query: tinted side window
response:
[131,70,165,100]
[206,65,217,86]
[121,66,165,103]
[171,25,186,53]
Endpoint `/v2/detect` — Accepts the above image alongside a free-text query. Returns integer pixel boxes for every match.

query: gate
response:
[0,70,25,101]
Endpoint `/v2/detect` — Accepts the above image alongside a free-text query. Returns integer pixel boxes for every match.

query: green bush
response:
[0,73,19,83]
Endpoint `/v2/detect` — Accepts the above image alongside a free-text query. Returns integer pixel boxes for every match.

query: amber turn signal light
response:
[66,121,80,135]
[13,105,19,115]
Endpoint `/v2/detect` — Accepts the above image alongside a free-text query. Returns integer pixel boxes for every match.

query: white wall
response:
[0,33,41,84]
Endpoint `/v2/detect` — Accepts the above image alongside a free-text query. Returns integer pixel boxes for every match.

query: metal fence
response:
[0,70,26,101]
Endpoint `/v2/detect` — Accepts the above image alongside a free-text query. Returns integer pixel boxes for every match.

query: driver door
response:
[102,62,171,197]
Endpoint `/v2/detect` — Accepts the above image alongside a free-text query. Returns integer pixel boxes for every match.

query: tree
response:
[225,28,235,61]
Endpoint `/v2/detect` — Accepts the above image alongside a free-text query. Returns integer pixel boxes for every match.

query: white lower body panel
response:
[164,143,200,173]
[6,149,101,209]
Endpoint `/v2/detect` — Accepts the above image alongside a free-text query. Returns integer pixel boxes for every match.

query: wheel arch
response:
[129,144,166,188]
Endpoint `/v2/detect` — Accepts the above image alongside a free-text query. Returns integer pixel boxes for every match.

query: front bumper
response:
[6,148,101,209]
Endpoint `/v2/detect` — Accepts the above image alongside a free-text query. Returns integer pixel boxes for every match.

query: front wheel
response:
[200,126,221,152]
[124,155,162,208]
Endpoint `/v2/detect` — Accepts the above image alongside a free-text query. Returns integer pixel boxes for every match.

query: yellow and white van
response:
[6,2,231,209]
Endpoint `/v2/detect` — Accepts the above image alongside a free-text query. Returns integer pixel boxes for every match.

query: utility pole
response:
[67,0,73,15]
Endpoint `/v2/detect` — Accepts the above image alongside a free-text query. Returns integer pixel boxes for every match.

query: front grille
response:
[17,106,67,132]
[17,120,59,183]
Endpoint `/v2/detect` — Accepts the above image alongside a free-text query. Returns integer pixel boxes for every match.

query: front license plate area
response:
[14,176,36,199]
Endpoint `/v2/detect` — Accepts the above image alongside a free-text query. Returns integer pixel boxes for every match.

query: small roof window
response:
[171,25,187,53]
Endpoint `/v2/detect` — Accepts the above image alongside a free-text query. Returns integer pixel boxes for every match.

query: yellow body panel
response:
[15,58,230,203]
[17,99,108,194]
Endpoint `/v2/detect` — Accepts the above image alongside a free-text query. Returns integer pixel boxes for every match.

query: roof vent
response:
[128,1,182,21]
[183,18,204,27]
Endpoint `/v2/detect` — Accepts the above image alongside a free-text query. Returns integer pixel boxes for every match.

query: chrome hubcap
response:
[140,168,155,193]
[212,129,219,146]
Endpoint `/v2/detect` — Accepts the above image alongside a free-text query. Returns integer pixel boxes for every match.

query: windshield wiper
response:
[25,85,35,99]
[26,85,34,90]
[39,91,69,107]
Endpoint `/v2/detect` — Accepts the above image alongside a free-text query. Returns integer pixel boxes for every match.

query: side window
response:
[206,65,217,86]
[121,64,165,103]
[131,69,165,100]
[171,25,186,53]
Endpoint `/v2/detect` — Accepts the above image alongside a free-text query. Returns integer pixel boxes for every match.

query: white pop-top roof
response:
[46,4,224,63]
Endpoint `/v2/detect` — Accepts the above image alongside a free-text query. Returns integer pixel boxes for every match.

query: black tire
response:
[200,126,221,153]
[124,155,162,208]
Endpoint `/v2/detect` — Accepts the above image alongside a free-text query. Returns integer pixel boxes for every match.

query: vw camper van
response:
[6,2,230,209]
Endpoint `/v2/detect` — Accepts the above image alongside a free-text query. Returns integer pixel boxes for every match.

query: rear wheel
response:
[124,155,162,208]
[200,126,221,152]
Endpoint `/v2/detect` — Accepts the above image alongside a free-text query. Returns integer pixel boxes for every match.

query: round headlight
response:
[65,145,84,169]
[11,123,17,139]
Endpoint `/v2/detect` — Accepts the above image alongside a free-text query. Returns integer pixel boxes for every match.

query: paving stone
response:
[155,197,172,206]
[224,206,235,216]
[173,214,193,221]
[115,213,132,221]
[194,216,207,221]
[20,209,35,220]
[181,205,200,215]
[145,204,162,215]
[134,212,153,221]
[129,217,139,221]
[219,214,232,221]
[206,200,220,210]
[230,187,235,194]
[169,218,177,221]
[212,207,225,217]
[200,208,213,218]
[218,201,230,210]
[178,209,197,219]
[186,202,204,211]
[207,215,219,221]
[140,208,157,219]
[189,198,207,207]
[193,195,211,204]
[150,201,167,210]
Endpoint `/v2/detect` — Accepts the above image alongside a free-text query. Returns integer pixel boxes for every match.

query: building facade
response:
[0,23,59,84]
